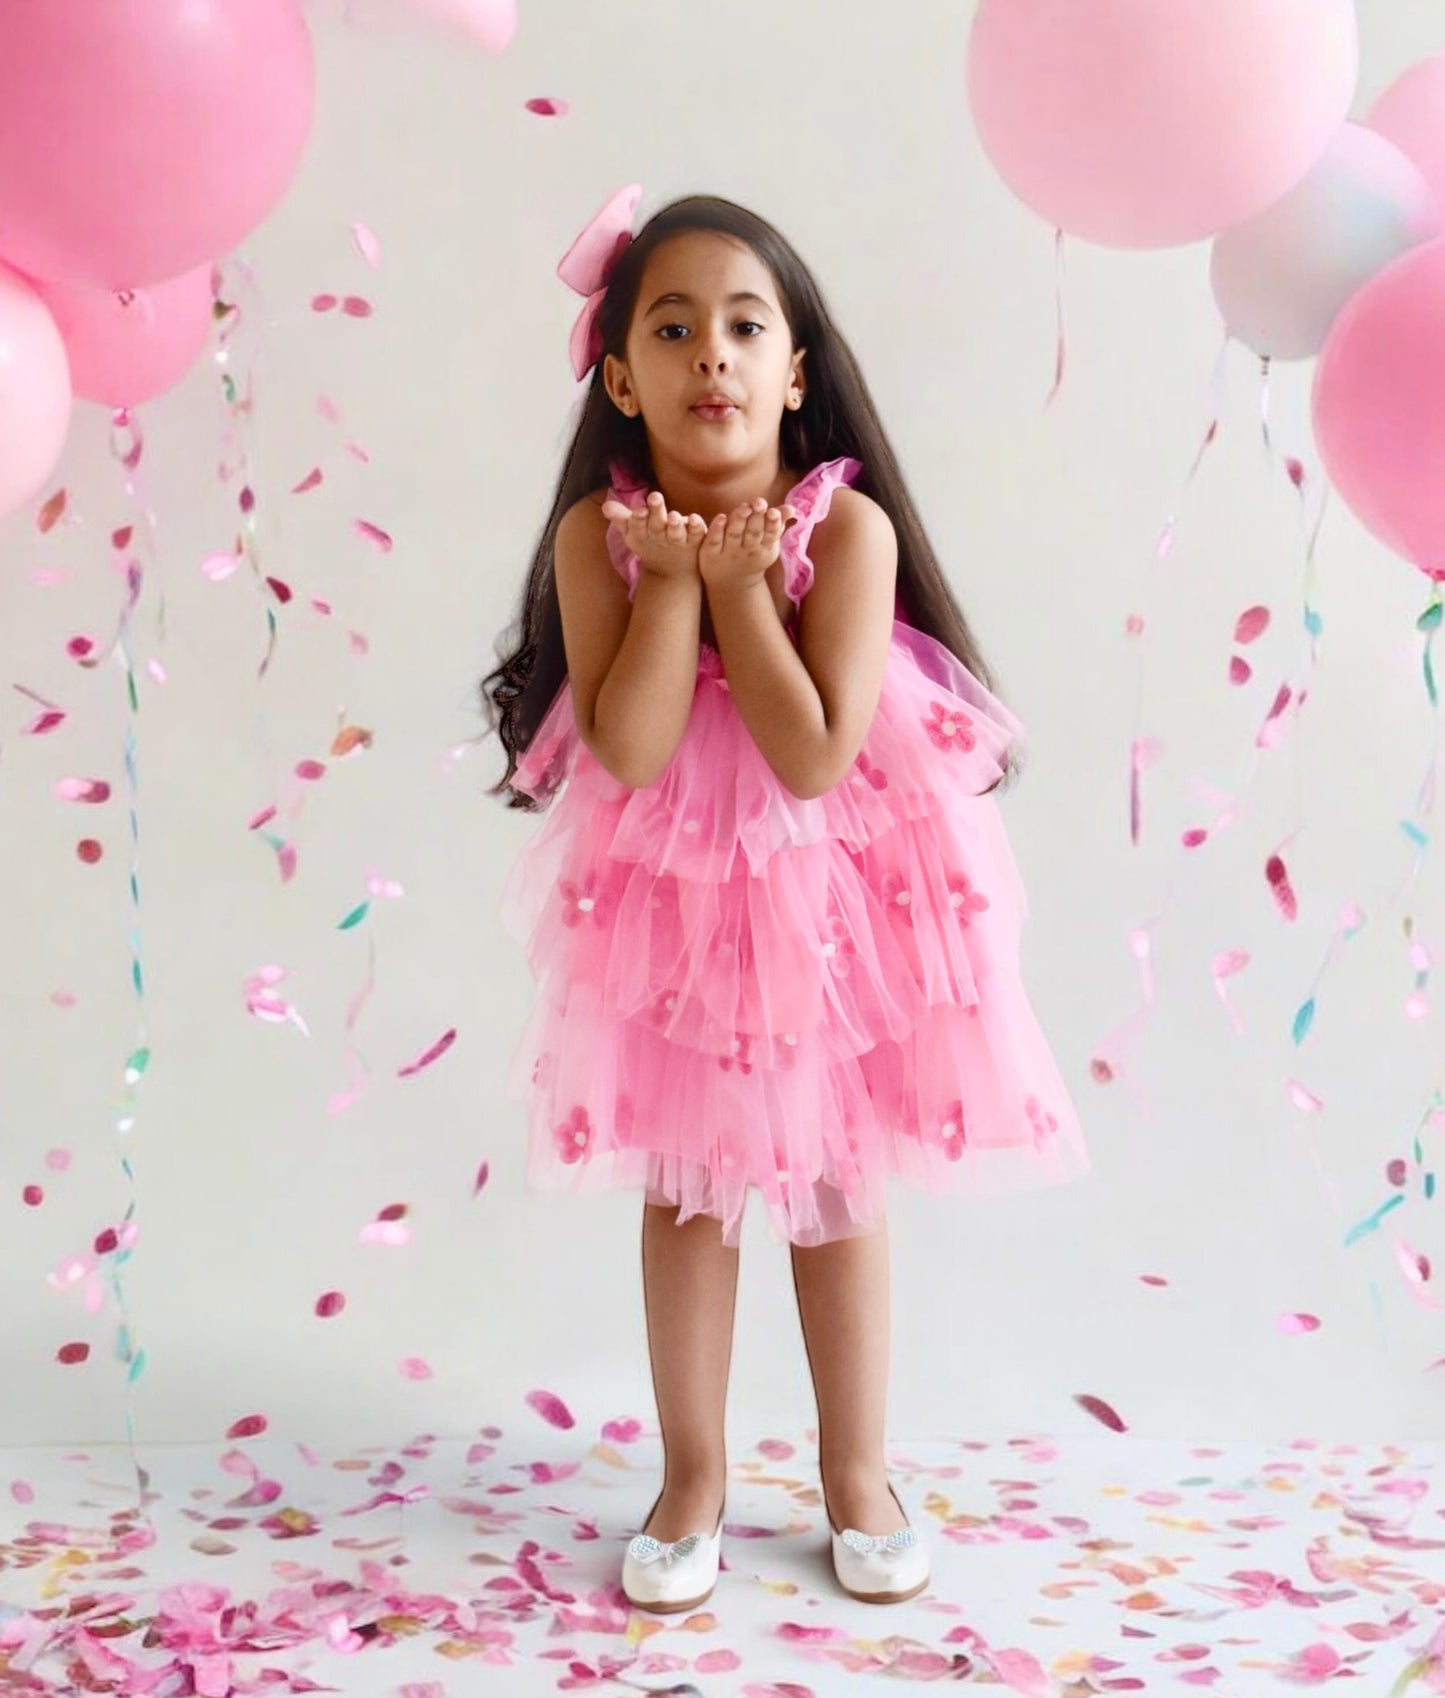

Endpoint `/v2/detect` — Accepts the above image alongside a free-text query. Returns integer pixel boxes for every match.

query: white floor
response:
[1,1429,1441,1696]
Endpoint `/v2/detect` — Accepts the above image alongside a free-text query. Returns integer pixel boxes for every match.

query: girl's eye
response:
[657,321,763,341]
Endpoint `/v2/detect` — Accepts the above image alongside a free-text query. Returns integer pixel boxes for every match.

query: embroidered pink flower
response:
[554,1105,593,1163]
[937,1100,968,1161]
[878,870,915,925]
[559,867,616,929]
[853,751,889,791]
[924,701,978,754]
[1025,1094,1058,1147]
[821,907,860,976]
[719,1032,753,1075]
[947,873,990,928]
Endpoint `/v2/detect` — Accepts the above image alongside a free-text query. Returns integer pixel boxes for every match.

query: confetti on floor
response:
[1,1430,1442,1696]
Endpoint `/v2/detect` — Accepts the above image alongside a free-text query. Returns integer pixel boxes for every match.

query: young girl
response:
[481,185,1089,1614]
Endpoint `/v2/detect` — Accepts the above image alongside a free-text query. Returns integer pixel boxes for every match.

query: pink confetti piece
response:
[56,1341,90,1364]
[1139,1274,1170,1287]
[472,1159,489,1195]
[1278,1312,1321,1334]
[226,1413,268,1439]
[54,777,110,803]
[292,467,324,494]
[397,1027,456,1079]
[1256,682,1297,750]
[77,840,103,864]
[295,759,327,781]
[341,295,373,318]
[1286,1078,1324,1113]
[317,391,342,424]
[1396,1241,1432,1287]
[1229,655,1252,686]
[316,1291,346,1317]
[1235,605,1271,644]
[66,635,94,659]
[36,488,67,532]
[353,519,392,553]
[243,965,310,1035]
[23,707,66,735]
[525,1389,576,1430]
[1266,852,1298,922]
[312,292,338,312]
[525,96,571,115]
[399,1357,433,1381]
[202,550,241,582]
[350,220,381,268]
[602,1416,643,1442]
[1074,1392,1127,1432]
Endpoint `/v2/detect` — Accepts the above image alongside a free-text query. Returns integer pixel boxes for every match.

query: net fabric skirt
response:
[498,618,1089,1247]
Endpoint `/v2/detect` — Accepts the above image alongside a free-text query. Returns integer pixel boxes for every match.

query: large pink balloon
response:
[0,263,72,519]
[967,0,1359,249]
[29,267,216,408]
[1368,54,1445,214]
[1313,238,1445,582]
[0,0,314,290]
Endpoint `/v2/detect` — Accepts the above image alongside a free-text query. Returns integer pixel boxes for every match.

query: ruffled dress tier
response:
[498,456,1088,1247]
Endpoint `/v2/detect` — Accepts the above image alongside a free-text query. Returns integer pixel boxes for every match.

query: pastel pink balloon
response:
[1313,237,1445,581]
[1368,53,1445,213]
[408,0,517,51]
[0,262,72,519]
[29,267,215,408]
[0,0,314,290]
[966,0,1359,249]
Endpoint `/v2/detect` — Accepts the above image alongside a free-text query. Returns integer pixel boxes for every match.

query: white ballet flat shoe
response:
[826,1478,931,1604]
[621,1493,725,1614]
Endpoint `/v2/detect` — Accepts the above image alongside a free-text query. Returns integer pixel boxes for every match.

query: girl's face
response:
[603,231,807,470]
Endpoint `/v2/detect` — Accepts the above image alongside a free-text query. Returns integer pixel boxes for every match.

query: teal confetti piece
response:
[1426,1172,1436,1201]
[1401,820,1430,850]
[124,1047,149,1082]
[1343,1192,1405,1246]
[1303,607,1323,638]
[1291,997,1316,1045]
[338,900,370,931]
[1418,600,1444,633]
[1424,643,1438,708]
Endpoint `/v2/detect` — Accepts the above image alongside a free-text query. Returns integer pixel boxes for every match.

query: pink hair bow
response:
[556,182,643,382]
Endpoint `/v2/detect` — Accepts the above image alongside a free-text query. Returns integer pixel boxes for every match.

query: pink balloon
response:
[967,0,1359,249]
[0,262,72,519]
[407,0,517,51]
[0,0,314,290]
[29,267,215,407]
[1368,54,1445,214]
[1313,237,1445,581]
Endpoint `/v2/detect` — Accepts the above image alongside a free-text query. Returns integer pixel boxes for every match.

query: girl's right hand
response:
[601,491,707,581]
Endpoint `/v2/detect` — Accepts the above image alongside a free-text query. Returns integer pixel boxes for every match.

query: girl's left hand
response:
[698,498,798,592]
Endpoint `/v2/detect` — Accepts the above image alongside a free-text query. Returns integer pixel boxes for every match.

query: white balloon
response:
[1210,122,1439,360]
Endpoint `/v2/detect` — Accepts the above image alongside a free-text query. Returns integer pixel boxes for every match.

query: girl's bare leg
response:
[789,1216,902,1534]
[638,1196,738,1540]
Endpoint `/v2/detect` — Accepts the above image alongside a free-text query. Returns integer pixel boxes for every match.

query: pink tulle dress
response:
[498,455,1089,1247]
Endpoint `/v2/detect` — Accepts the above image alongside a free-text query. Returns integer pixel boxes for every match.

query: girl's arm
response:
[707,491,897,799]
[555,495,704,789]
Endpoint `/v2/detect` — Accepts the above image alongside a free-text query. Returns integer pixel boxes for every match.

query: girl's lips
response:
[691,404,737,420]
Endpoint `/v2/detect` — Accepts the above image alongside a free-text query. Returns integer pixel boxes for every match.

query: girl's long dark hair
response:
[479,192,1023,811]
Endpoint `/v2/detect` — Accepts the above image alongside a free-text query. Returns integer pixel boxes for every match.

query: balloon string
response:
[1126,331,1230,847]
[1044,226,1067,410]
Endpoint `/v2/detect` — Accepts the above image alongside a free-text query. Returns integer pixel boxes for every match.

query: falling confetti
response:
[525,1389,577,1430]
[396,1027,456,1079]
[350,220,382,268]
[1266,851,1298,922]
[1073,1393,1127,1433]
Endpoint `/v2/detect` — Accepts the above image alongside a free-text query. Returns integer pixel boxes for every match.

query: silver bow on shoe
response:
[627,1531,704,1565]
[841,1525,918,1557]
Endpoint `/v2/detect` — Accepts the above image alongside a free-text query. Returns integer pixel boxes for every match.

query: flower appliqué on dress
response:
[559,868,616,929]
[937,1099,968,1162]
[554,1105,593,1164]
[924,701,978,754]
[719,1032,754,1075]
[852,751,889,791]
[1025,1094,1058,1147]
[821,905,862,976]
[947,873,989,928]
[878,870,915,926]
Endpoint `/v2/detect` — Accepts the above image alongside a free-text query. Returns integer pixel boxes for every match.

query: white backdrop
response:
[1,0,1441,1451]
